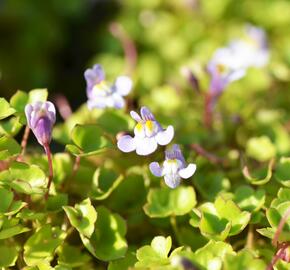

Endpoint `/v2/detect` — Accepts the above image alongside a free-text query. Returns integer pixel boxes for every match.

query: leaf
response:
[0,217,30,239]
[196,196,251,240]
[246,136,276,162]
[28,89,48,103]
[192,240,235,270]
[23,225,65,266]
[256,227,290,242]
[0,136,21,160]
[0,98,15,120]
[10,90,29,113]
[242,158,274,185]
[0,244,18,267]
[275,157,290,187]
[224,249,266,270]
[63,198,97,238]
[66,124,112,157]
[46,193,68,212]
[144,186,197,218]
[90,167,124,200]
[80,206,127,261]
[234,185,266,212]
[108,251,137,270]
[57,244,91,268]
[0,161,47,194]
[135,236,172,267]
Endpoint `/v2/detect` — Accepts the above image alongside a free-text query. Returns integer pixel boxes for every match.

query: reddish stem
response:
[17,125,30,161]
[266,242,289,270]
[44,143,53,199]
[53,94,72,120]
[272,206,290,247]
[109,22,137,75]
[190,143,227,165]
[72,155,81,178]
[204,92,213,129]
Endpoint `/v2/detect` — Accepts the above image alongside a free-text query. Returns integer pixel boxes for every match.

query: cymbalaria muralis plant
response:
[0,18,289,270]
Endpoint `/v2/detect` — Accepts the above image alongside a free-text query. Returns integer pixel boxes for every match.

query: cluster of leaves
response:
[1,0,290,270]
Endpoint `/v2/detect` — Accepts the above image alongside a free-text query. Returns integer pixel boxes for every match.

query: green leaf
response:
[192,240,235,270]
[256,227,290,242]
[16,209,46,221]
[275,157,290,187]
[224,249,266,270]
[234,185,266,212]
[10,90,29,113]
[246,136,276,162]
[0,136,21,160]
[242,158,274,185]
[80,206,127,261]
[108,251,137,270]
[0,244,18,267]
[197,196,251,240]
[0,117,23,136]
[0,161,47,194]
[28,89,48,103]
[66,124,112,157]
[135,236,172,267]
[0,98,15,120]
[144,186,197,218]
[0,217,30,239]
[46,193,68,212]
[24,225,65,266]
[90,167,124,200]
[57,244,91,268]
[63,198,97,238]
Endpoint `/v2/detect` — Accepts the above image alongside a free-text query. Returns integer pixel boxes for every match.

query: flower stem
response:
[266,242,289,270]
[17,125,30,161]
[109,22,137,75]
[246,224,254,249]
[204,92,213,129]
[170,215,182,246]
[44,143,53,199]
[272,206,290,247]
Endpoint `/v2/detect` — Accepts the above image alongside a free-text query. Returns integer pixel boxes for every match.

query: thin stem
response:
[53,94,72,120]
[272,206,290,247]
[246,224,254,249]
[109,22,137,75]
[17,125,30,161]
[204,92,213,129]
[190,143,227,165]
[44,143,53,199]
[266,242,289,270]
[72,155,81,178]
[170,216,182,245]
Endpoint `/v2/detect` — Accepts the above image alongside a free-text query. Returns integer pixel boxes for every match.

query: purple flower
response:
[84,64,132,109]
[207,47,246,96]
[229,25,269,68]
[25,101,56,146]
[117,106,174,156]
[149,144,196,188]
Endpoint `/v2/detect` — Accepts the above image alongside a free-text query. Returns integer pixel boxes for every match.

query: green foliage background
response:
[0,0,290,269]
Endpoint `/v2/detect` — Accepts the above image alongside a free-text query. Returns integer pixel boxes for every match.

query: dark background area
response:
[0,0,121,109]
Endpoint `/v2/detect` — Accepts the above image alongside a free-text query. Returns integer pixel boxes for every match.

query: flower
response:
[149,144,196,188]
[229,24,269,69]
[25,101,56,146]
[84,64,132,109]
[207,47,246,96]
[117,106,174,155]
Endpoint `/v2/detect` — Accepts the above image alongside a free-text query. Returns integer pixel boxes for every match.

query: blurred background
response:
[0,0,290,110]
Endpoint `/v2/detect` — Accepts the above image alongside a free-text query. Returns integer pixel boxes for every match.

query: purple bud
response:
[25,101,56,146]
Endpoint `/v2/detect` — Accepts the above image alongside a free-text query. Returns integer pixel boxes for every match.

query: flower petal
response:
[24,104,33,127]
[117,135,136,153]
[130,111,142,122]
[87,97,107,110]
[164,174,181,189]
[84,64,105,87]
[178,163,196,179]
[114,76,132,96]
[156,125,174,146]
[149,162,163,177]
[135,137,157,156]
[140,106,155,121]
[111,93,125,109]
